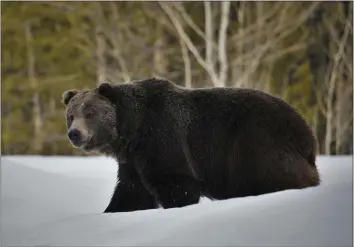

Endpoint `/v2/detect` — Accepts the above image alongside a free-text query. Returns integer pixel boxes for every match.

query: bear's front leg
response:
[146,173,202,209]
[104,163,158,213]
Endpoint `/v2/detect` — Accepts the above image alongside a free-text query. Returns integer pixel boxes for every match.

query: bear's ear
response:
[62,89,78,106]
[98,82,116,102]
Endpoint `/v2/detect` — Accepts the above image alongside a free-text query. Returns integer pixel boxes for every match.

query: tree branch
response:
[159,2,220,86]
[204,1,215,76]
[218,1,231,86]
[179,37,192,88]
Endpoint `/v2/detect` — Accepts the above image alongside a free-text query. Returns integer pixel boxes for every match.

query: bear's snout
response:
[68,128,82,145]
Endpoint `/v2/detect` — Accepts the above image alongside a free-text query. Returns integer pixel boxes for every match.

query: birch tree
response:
[323,6,352,154]
[25,21,44,153]
[159,1,231,87]
[94,2,106,86]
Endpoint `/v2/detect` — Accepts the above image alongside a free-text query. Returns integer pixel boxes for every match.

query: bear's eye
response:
[85,111,94,118]
[68,115,74,122]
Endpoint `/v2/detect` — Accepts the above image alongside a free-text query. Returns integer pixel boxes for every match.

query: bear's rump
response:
[186,118,317,199]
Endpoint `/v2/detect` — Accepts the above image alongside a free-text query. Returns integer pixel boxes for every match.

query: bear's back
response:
[181,86,314,154]
[128,79,314,155]
[134,77,177,92]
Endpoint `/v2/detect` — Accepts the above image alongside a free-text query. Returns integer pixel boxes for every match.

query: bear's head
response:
[61,84,118,154]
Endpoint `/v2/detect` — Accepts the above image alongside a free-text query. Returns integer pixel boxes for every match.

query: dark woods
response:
[1,1,352,155]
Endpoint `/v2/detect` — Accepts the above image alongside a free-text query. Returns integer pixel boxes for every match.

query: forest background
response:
[1,1,353,156]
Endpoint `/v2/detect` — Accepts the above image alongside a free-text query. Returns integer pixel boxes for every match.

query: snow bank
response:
[1,155,352,246]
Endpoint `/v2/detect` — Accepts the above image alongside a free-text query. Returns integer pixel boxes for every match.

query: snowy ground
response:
[1,155,353,247]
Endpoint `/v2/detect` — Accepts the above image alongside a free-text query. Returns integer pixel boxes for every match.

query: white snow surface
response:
[1,155,353,246]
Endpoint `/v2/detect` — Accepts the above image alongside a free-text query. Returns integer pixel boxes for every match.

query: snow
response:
[1,155,353,246]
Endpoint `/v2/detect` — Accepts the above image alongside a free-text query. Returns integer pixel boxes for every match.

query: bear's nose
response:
[68,129,81,143]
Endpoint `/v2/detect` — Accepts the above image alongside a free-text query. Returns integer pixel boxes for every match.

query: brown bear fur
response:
[62,78,320,213]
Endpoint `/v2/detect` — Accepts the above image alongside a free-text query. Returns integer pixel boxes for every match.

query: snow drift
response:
[1,155,352,246]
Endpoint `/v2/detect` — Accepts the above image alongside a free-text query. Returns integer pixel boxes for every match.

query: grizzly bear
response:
[62,78,320,213]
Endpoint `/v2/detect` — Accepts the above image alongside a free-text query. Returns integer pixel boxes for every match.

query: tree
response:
[1,1,352,155]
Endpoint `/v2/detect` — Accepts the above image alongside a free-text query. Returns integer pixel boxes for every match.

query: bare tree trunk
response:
[256,2,264,39]
[204,1,215,75]
[95,3,106,86]
[179,37,192,88]
[324,20,350,154]
[335,79,342,154]
[218,1,231,86]
[324,74,335,155]
[313,106,320,154]
[235,2,245,87]
[334,73,352,154]
[159,2,220,86]
[106,2,131,83]
[231,64,239,88]
[256,2,270,91]
[49,97,56,116]
[153,27,168,77]
[25,22,44,153]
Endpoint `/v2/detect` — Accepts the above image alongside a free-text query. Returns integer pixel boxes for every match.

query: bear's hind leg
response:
[148,174,201,209]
